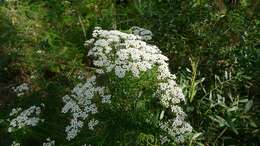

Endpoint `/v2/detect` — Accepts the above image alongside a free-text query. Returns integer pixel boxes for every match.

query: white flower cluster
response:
[159,115,192,143]
[42,138,55,146]
[61,76,110,140]
[8,105,44,132]
[12,83,30,97]
[11,141,20,146]
[88,118,99,130]
[131,26,153,41]
[87,27,167,79]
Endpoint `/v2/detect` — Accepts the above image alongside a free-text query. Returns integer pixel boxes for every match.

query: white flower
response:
[9,107,22,116]
[42,138,55,146]
[94,39,109,47]
[84,38,95,47]
[88,118,99,130]
[159,117,192,143]
[160,135,170,144]
[101,95,111,104]
[115,66,126,78]
[61,76,109,140]
[12,83,30,97]
[11,141,20,146]
[36,50,44,54]
[8,105,43,132]
[131,26,153,41]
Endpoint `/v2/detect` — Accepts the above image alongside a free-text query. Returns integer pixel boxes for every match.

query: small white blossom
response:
[101,95,111,104]
[131,26,153,41]
[88,118,99,130]
[11,141,20,146]
[159,117,192,143]
[9,107,22,116]
[8,105,43,133]
[160,135,170,144]
[84,38,95,47]
[42,138,55,146]
[36,50,45,54]
[12,83,30,97]
[61,76,109,140]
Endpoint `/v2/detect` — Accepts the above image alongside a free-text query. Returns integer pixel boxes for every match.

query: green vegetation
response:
[0,0,259,145]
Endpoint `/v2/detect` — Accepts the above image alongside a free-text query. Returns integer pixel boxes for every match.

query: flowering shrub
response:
[62,27,192,144]
[1,0,259,145]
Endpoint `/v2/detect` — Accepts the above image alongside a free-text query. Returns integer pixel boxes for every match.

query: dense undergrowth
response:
[0,0,259,146]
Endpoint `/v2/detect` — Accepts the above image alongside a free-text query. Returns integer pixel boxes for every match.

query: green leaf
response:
[227,106,238,112]
[244,100,253,112]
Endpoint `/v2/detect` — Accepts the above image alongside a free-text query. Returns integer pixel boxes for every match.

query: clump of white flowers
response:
[12,83,30,97]
[42,138,55,146]
[88,118,99,130]
[131,26,153,41]
[61,75,110,140]
[62,27,192,144]
[11,141,20,146]
[8,105,44,132]
[87,27,167,78]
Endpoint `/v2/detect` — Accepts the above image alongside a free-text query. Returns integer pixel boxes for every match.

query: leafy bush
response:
[0,0,259,146]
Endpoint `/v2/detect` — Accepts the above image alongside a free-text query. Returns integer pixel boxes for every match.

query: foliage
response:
[0,0,259,146]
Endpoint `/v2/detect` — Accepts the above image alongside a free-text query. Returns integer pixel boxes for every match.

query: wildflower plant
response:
[0,0,258,145]
[62,27,192,145]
